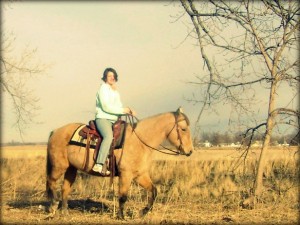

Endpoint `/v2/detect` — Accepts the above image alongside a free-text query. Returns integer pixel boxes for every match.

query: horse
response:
[46,107,194,219]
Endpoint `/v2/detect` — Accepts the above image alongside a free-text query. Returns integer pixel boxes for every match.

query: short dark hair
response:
[102,67,118,82]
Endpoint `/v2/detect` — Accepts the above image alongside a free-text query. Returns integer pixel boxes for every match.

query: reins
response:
[124,114,184,156]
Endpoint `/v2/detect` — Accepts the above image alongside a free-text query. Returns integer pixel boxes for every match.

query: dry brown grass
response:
[1,145,299,224]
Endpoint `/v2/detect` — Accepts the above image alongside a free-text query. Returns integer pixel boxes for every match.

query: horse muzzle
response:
[178,145,193,157]
[185,150,193,157]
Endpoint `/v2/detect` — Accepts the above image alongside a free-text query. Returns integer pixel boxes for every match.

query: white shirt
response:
[95,83,124,122]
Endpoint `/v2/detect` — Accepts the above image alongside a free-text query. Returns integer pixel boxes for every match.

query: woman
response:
[93,67,136,175]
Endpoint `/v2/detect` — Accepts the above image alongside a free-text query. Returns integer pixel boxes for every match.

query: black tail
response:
[46,131,54,198]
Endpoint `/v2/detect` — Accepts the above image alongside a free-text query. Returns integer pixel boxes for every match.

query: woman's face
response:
[106,71,116,86]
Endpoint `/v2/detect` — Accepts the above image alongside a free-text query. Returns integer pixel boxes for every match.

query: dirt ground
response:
[1,193,299,225]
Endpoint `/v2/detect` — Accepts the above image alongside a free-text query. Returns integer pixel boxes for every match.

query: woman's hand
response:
[130,109,137,116]
[123,107,137,116]
[110,83,117,90]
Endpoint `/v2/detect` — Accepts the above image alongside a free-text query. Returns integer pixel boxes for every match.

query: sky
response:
[1,1,297,143]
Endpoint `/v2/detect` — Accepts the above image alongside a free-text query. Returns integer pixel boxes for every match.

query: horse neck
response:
[134,112,175,148]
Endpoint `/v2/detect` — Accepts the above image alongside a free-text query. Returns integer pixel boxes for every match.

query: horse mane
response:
[127,111,190,130]
[172,112,190,126]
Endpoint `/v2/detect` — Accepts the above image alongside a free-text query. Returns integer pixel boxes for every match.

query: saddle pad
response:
[69,125,98,149]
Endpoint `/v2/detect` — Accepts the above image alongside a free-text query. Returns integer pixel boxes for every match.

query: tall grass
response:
[1,148,298,212]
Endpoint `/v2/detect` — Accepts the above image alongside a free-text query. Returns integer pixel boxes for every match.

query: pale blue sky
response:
[1,1,296,143]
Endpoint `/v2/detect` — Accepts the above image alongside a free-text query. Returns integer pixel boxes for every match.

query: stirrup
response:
[100,170,110,176]
[100,159,110,176]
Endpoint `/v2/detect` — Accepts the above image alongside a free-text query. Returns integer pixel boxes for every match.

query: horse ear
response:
[176,107,184,114]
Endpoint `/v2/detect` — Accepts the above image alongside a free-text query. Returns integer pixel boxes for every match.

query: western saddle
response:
[78,118,126,174]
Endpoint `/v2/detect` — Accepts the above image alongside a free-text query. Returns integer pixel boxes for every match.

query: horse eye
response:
[181,128,186,132]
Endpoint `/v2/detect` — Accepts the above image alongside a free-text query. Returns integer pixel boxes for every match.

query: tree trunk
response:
[254,80,277,197]
[254,129,271,197]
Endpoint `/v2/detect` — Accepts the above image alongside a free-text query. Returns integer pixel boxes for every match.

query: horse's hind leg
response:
[47,167,66,214]
[135,172,157,217]
[61,166,77,215]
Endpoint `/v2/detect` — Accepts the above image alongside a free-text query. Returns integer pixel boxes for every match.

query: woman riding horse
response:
[46,107,193,219]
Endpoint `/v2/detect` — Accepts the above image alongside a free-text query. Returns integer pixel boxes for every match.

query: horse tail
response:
[46,130,54,198]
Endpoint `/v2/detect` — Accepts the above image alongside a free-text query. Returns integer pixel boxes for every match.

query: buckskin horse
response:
[46,107,194,219]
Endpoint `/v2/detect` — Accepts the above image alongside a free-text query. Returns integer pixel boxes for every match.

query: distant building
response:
[280,141,290,147]
[203,140,212,147]
[219,142,241,148]
[230,142,241,148]
[252,141,263,147]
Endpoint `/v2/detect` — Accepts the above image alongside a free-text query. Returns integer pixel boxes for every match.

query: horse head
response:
[167,107,194,156]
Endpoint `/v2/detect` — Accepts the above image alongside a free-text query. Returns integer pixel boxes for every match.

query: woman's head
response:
[102,67,118,82]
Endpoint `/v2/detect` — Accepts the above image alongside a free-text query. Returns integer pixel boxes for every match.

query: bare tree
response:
[179,0,299,201]
[1,33,47,140]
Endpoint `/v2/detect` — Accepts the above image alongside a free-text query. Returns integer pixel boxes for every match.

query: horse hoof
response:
[48,206,57,214]
[45,213,56,220]
[48,201,59,214]
[61,208,69,215]
[139,207,151,217]
[116,212,125,220]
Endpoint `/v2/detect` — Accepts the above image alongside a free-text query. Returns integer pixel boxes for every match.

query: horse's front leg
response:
[118,172,133,220]
[135,172,157,217]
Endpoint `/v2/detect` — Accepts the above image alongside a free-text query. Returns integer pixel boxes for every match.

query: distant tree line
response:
[195,131,298,147]
[2,141,47,146]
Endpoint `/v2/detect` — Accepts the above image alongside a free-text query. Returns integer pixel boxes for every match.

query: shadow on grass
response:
[7,198,111,213]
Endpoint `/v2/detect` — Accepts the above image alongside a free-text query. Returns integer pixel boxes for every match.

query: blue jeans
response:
[95,118,113,165]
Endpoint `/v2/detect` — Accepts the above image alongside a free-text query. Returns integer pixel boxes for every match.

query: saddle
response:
[77,118,127,173]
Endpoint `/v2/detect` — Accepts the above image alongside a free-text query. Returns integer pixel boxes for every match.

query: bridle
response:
[125,113,188,156]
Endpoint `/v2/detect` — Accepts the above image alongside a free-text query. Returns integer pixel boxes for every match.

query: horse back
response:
[49,123,84,144]
[47,123,83,165]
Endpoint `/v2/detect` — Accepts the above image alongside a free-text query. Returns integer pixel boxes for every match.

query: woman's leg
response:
[95,118,113,165]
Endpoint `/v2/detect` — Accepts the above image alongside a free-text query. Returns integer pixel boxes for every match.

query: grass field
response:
[1,145,299,224]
